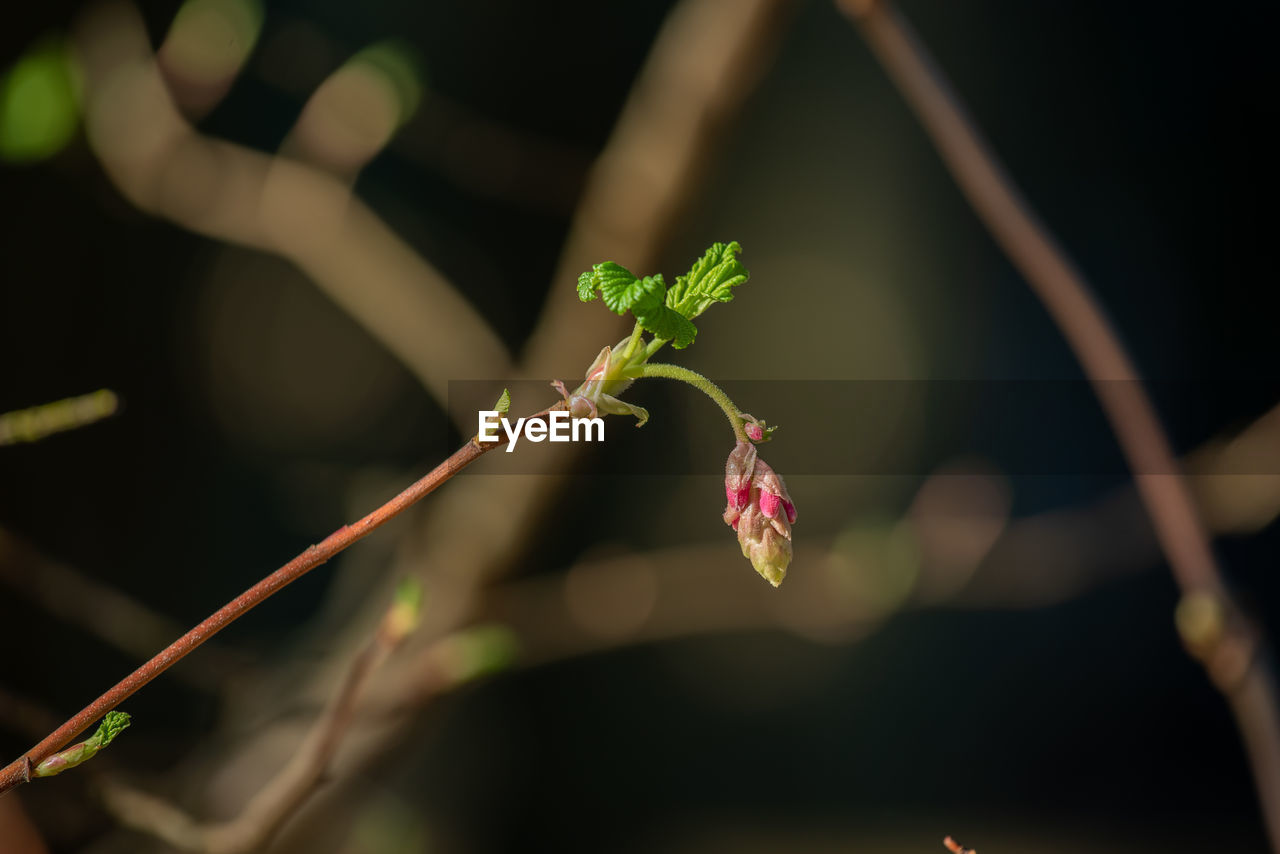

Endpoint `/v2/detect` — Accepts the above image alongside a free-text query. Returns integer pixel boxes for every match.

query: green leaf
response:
[578,263,667,315]
[634,302,697,349]
[90,711,132,749]
[666,241,749,321]
[593,264,652,314]
[601,271,663,315]
[0,36,80,163]
[493,388,511,417]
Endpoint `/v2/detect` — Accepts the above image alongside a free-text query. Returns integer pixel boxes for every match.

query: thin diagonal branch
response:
[837,2,1280,848]
[0,406,559,797]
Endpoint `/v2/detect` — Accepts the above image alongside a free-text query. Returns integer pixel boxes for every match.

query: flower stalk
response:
[624,362,750,442]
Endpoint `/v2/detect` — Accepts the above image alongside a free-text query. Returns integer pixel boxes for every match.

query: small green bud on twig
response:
[493,388,511,418]
[382,577,424,645]
[34,711,131,777]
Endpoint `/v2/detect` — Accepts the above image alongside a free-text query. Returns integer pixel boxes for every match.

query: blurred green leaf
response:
[0,36,79,163]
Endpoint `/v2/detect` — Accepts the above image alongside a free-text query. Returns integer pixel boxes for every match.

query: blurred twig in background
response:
[0,389,118,446]
[0,685,59,743]
[0,528,243,692]
[837,1,1280,848]
[72,0,509,417]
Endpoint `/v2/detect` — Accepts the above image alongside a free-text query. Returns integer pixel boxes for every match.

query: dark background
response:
[2,1,1277,851]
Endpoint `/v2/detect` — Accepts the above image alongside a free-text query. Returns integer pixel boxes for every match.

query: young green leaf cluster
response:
[577,242,749,350]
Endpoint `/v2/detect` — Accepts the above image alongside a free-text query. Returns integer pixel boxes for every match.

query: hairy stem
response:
[0,405,562,797]
[627,362,748,441]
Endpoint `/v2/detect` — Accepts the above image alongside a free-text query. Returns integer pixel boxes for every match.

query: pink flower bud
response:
[722,442,796,586]
[745,421,764,442]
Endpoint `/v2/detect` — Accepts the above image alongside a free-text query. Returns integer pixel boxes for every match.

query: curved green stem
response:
[624,363,747,441]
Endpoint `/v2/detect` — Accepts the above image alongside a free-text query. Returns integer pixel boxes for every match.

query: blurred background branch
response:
[72,0,509,417]
[0,390,118,446]
[0,527,243,693]
[837,1,1280,847]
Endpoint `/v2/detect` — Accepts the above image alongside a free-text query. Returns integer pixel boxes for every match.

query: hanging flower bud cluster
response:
[722,440,796,586]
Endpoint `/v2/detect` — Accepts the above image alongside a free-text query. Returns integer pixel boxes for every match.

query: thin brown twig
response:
[943,835,975,854]
[837,2,1280,848]
[0,407,558,797]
